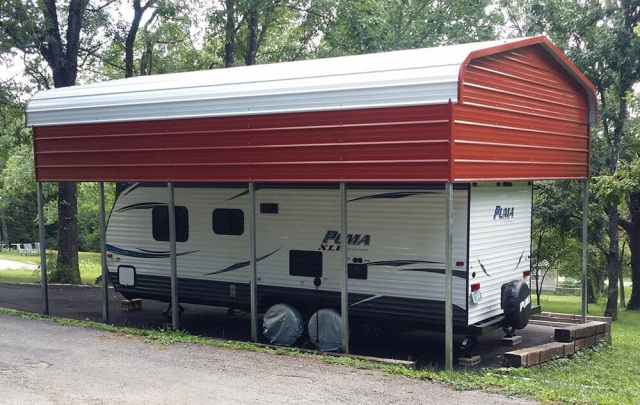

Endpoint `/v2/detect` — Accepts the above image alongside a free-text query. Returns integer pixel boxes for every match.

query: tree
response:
[125,0,157,77]
[0,0,107,283]
[530,0,640,319]
[318,0,501,56]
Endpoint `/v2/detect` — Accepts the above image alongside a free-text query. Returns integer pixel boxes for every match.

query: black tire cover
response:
[501,280,532,330]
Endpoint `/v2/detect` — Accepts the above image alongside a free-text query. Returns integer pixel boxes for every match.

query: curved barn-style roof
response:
[26,36,595,127]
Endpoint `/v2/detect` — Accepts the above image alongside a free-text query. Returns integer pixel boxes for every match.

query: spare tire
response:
[501,280,532,330]
[262,303,304,346]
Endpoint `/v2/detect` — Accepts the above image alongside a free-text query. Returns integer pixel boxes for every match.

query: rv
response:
[107,181,532,340]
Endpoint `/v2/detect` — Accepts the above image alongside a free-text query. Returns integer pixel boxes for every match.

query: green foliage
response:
[319,0,501,56]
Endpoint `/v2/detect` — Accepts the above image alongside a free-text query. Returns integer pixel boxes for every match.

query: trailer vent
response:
[260,203,279,214]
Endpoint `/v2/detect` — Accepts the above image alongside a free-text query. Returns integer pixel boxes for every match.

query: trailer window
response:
[289,250,322,278]
[152,206,189,242]
[212,209,244,235]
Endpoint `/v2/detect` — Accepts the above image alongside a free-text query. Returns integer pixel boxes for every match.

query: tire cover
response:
[502,280,532,330]
[307,308,342,352]
[262,303,304,346]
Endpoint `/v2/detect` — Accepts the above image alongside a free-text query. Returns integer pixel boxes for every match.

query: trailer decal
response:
[398,268,467,278]
[368,259,442,267]
[204,247,281,275]
[226,189,249,201]
[106,244,198,258]
[320,230,371,250]
[115,201,166,213]
[348,191,438,203]
[350,294,383,307]
[477,259,492,277]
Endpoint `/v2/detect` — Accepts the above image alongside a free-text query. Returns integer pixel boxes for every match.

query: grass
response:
[435,295,640,404]
[0,291,637,403]
[0,250,102,285]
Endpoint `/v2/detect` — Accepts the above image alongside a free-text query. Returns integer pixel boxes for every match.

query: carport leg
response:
[444,182,454,371]
[36,182,49,316]
[168,182,180,330]
[340,182,349,353]
[249,183,258,342]
[99,182,109,323]
[581,180,589,322]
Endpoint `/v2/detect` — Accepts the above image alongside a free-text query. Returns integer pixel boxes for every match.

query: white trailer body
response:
[106,182,531,329]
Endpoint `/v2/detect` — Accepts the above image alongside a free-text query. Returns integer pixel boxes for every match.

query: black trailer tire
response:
[501,280,532,330]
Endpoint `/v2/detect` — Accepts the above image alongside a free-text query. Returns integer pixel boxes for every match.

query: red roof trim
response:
[458,36,597,122]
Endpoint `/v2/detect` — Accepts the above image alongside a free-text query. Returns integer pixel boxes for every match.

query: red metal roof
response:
[31,36,595,183]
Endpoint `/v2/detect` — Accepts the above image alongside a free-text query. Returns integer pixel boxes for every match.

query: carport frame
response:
[28,36,596,371]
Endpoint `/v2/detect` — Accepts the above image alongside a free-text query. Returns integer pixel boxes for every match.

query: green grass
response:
[435,295,640,404]
[0,292,637,403]
[0,251,102,285]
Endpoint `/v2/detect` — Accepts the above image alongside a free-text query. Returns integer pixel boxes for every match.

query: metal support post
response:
[249,183,258,342]
[99,182,109,323]
[444,182,454,370]
[168,182,179,330]
[581,180,589,322]
[37,182,49,316]
[340,182,350,353]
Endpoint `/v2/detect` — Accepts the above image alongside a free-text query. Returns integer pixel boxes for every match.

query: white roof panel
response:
[26,38,525,127]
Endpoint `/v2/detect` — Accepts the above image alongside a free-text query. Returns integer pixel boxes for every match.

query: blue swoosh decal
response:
[106,244,198,258]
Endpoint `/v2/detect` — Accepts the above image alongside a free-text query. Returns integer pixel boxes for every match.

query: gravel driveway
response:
[0,315,534,405]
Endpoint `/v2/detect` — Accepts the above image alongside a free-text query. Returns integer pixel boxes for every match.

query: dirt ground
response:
[0,315,536,404]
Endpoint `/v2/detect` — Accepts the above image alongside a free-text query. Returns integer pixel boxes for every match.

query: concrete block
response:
[574,336,596,351]
[501,335,523,346]
[538,342,565,363]
[554,321,604,342]
[504,347,540,368]
[121,298,143,312]
[562,341,575,356]
[458,355,481,367]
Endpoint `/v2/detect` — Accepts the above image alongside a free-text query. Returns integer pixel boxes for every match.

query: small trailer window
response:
[152,206,189,242]
[289,250,322,278]
[212,208,244,235]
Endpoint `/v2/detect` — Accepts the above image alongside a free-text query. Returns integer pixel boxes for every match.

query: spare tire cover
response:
[308,308,342,352]
[501,280,532,330]
[262,303,304,346]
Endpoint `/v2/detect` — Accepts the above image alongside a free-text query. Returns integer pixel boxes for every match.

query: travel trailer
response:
[106,181,532,336]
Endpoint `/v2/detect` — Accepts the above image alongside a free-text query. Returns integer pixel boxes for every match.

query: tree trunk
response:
[224,0,237,67]
[54,182,81,284]
[620,268,626,309]
[0,211,8,244]
[245,3,259,66]
[125,0,145,78]
[604,202,620,319]
[626,191,640,309]
[39,0,87,284]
